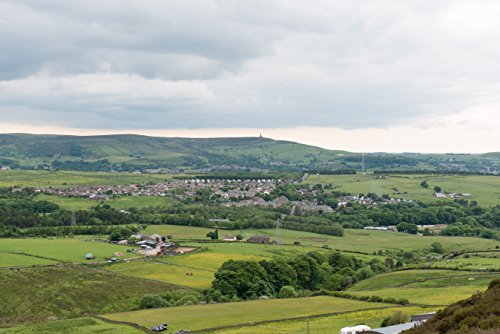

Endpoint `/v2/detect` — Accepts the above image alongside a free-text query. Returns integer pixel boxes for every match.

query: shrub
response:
[278,285,298,298]
[381,311,410,327]
[138,294,169,309]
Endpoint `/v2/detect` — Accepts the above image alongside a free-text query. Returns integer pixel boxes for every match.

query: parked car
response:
[151,323,167,332]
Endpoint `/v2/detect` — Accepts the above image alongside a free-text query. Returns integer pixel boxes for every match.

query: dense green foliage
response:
[1,185,498,240]
[209,251,390,300]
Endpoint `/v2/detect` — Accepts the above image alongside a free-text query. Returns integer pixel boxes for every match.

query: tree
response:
[397,222,418,234]
[206,230,218,240]
[434,185,442,193]
[431,242,444,254]
[109,227,132,241]
[420,180,429,188]
[212,260,274,299]
[278,285,298,298]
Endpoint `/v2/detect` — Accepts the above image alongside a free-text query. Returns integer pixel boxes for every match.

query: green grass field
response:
[211,306,438,334]
[427,254,500,271]
[34,193,168,210]
[0,266,173,326]
[0,170,178,188]
[0,317,143,334]
[304,174,500,206]
[103,296,390,332]
[348,270,497,291]
[347,269,499,305]
[144,225,500,254]
[0,252,57,267]
[104,242,321,289]
[0,238,140,265]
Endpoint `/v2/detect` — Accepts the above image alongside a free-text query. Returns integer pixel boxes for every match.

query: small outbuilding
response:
[247,235,271,244]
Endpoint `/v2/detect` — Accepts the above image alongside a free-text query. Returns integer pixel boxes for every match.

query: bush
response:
[381,311,410,327]
[138,294,169,309]
[175,294,199,306]
[278,285,298,298]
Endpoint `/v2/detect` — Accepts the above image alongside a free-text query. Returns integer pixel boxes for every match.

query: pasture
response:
[0,252,57,267]
[211,306,437,334]
[34,193,168,210]
[104,259,216,289]
[0,238,140,265]
[103,296,390,332]
[144,225,500,253]
[347,269,499,305]
[428,253,500,271]
[0,170,178,188]
[104,242,320,289]
[0,317,143,334]
[304,174,500,206]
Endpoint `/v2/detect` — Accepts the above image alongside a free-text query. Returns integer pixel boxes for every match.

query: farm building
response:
[223,236,237,242]
[247,235,271,244]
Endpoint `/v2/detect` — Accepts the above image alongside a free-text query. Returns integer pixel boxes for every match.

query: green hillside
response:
[0,133,350,171]
[0,266,174,326]
[404,279,500,334]
[0,133,498,172]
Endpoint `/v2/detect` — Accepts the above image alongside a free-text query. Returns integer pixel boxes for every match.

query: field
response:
[144,225,500,253]
[0,170,177,188]
[0,238,140,265]
[211,306,437,334]
[34,193,169,210]
[0,252,57,267]
[347,269,499,305]
[428,253,500,271]
[103,226,500,289]
[0,266,173,326]
[304,174,500,206]
[103,296,390,332]
[105,242,321,289]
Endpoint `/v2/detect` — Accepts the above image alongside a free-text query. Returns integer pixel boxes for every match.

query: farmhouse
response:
[247,235,270,244]
[223,235,237,242]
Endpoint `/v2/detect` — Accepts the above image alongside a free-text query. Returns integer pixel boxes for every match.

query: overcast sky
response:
[1,0,499,152]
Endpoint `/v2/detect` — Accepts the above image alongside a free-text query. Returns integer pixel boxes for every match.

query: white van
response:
[339,325,371,334]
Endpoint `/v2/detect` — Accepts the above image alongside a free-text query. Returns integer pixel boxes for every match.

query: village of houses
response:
[32,177,430,214]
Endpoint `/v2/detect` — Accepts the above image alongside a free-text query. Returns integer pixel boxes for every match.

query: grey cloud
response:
[1,0,500,130]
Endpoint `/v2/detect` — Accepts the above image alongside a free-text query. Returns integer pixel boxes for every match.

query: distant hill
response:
[0,133,498,173]
[403,279,500,334]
